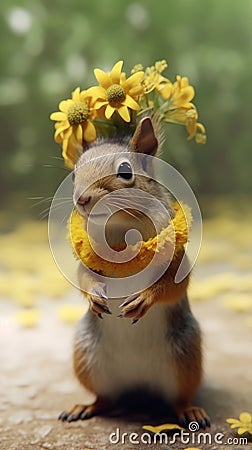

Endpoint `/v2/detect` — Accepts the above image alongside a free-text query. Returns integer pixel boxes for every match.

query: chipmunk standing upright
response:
[59,117,210,428]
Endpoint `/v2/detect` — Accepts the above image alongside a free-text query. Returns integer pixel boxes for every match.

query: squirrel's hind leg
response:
[171,296,210,429]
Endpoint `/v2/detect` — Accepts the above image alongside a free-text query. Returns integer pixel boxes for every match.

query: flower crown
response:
[50,60,206,169]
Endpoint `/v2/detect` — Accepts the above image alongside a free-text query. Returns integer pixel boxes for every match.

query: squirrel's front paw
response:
[119,291,153,323]
[87,283,112,318]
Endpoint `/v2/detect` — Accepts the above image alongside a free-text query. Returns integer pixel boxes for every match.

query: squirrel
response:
[59,117,210,429]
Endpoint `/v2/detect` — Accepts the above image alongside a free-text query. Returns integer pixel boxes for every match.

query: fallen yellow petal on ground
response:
[222,293,252,312]
[226,411,252,435]
[15,309,41,328]
[57,304,87,324]
[142,423,184,433]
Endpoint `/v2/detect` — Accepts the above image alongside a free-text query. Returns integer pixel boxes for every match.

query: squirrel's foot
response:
[87,283,112,318]
[119,291,154,323]
[58,398,110,422]
[176,405,210,430]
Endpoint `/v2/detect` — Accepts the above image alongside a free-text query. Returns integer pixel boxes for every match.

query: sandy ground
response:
[1,208,252,449]
[1,289,251,450]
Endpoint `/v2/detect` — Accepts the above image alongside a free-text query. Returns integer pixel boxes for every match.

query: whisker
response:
[109,192,155,201]
[29,197,54,208]
[48,200,73,212]
[107,198,151,212]
[29,196,73,208]
[61,213,70,225]
[43,164,70,172]
[105,202,142,222]
[48,156,67,161]
[122,209,142,221]
[39,199,73,219]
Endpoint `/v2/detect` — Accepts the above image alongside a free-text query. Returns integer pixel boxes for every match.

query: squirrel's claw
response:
[119,294,139,308]
[59,399,110,422]
[119,292,152,322]
[87,284,112,318]
[177,406,210,430]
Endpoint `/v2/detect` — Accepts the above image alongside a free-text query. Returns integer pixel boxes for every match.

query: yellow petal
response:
[184,448,201,450]
[16,309,41,328]
[230,423,240,428]
[117,105,130,122]
[62,126,73,140]
[86,86,106,99]
[123,71,144,90]
[62,136,80,168]
[123,94,140,111]
[238,427,249,435]
[62,138,68,153]
[105,104,115,119]
[94,68,111,89]
[75,124,83,142]
[180,76,189,88]
[120,72,126,84]
[64,158,74,170]
[54,122,70,138]
[50,112,66,121]
[239,412,252,423]
[57,305,86,324]
[160,82,173,99]
[93,100,108,109]
[226,418,241,425]
[83,121,96,142]
[54,132,62,143]
[128,85,144,97]
[79,89,89,101]
[197,122,206,133]
[175,86,195,106]
[72,87,81,101]
[59,99,73,113]
[142,423,184,433]
[110,60,123,84]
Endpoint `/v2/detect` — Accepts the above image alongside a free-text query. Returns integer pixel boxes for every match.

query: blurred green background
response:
[0,0,252,223]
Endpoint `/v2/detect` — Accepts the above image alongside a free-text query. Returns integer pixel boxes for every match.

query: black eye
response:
[72,171,75,182]
[117,162,133,180]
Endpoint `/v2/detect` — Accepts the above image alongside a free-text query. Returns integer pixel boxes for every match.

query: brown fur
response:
[59,118,209,427]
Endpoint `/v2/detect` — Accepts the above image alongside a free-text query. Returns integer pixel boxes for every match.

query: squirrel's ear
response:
[131,117,158,155]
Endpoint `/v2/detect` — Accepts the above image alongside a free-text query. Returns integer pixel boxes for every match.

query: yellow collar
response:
[68,202,192,277]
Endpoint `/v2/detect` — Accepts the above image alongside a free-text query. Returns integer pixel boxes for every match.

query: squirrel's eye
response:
[117,162,133,180]
[72,171,75,182]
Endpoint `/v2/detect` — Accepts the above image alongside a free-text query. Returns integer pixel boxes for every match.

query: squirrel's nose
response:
[77,195,91,207]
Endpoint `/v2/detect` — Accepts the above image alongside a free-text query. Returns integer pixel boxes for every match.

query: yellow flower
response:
[226,412,252,435]
[159,76,206,142]
[142,59,169,93]
[185,108,206,141]
[50,87,96,169]
[87,61,144,122]
[160,75,195,107]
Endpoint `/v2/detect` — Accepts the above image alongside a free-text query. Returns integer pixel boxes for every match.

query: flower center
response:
[106,84,126,105]
[67,102,89,126]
